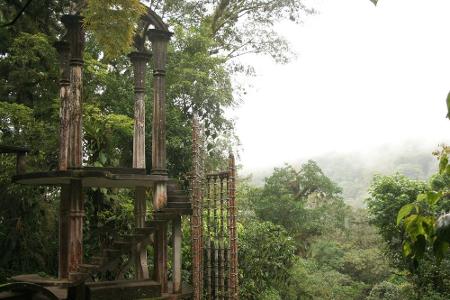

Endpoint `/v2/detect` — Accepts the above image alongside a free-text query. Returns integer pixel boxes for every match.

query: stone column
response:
[148,29,172,209]
[172,216,182,293]
[148,28,172,293]
[55,41,71,171]
[129,51,151,279]
[55,40,71,279]
[61,14,85,278]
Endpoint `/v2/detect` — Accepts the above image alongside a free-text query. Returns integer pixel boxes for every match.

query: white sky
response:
[232,0,450,171]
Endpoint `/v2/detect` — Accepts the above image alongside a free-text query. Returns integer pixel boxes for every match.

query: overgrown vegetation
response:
[1,1,449,299]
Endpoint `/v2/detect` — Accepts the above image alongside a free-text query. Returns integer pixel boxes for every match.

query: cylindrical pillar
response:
[61,14,85,278]
[129,51,151,279]
[55,40,72,279]
[55,41,71,171]
[148,28,172,293]
[148,29,172,210]
[172,216,182,293]
[62,15,84,169]
[227,154,239,300]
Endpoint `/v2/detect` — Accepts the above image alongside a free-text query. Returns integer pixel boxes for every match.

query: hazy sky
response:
[232,0,450,171]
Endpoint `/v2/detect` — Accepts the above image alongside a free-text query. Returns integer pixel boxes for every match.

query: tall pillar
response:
[55,40,71,279]
[172,216,182,293]
[148,29,172,210]
[227,154,239,299]
[60,14,85,278]
[55,41,71,171]
[148,29,172,292]
[129,51,151,279]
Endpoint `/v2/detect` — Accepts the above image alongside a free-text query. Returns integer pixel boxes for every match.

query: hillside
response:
[246,142,440,207]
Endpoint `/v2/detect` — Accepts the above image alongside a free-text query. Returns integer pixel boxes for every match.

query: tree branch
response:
[1,0,34,28]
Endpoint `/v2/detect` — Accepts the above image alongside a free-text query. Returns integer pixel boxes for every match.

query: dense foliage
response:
[1,1,448,299]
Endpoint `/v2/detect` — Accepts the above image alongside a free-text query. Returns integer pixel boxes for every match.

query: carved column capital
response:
[61,15,84,66]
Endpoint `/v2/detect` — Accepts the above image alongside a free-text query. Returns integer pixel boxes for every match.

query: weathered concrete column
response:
[148,29,172,209]
[172,216,182,293]
[62,15,84,169]
[60,14,85,278]
[129,51,151,279]
[148,28,171,292]
[153,222,168,292]
[55,40,71,279]
[55,41,71,171]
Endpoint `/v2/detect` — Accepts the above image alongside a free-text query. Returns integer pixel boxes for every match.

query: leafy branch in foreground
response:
[397,145,450,263]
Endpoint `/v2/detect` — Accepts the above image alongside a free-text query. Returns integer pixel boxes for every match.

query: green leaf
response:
[99,151,107,165]
[403,241,412,257]
[416,193,427,202]
[426,191,442,207]
[439,154,448,175]
[433,239,449,262]
[397,203,415,225]
[446,91,450,119]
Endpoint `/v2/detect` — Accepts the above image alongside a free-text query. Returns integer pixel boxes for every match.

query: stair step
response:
[103,248,121,257]
[167,202,191,209]
[146,220,168,227]
[87,279,161,300]
[167,189,185,195]
[90,256,106,264]
[159,207,192,215]
[167,195,189,202]
[78,264,99,272]
[135,226,156,235]
[69,272,88,281]
[123,233,145,241]
[153,212,178,220]
[113,240,132,249]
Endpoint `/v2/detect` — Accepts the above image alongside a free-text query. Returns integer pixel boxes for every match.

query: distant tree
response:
[366,174,428,267]
[249,161,346,255]
[238,220,296,299]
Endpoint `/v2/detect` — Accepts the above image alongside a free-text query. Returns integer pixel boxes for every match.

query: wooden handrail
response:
[0,144,29,174]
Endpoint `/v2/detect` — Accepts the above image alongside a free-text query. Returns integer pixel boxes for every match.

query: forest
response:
[1,0,450,299]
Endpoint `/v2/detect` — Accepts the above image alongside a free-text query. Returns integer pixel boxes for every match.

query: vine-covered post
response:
[191,114,203,299]
[148,28,172,292]
[61,14,85,278]
[129,51,151,279]
[228,154,238,299]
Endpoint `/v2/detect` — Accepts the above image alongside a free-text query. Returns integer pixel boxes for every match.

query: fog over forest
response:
[245,139,442,207]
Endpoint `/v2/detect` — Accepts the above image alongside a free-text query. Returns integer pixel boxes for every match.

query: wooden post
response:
[60,14,85,278]
[148,29,171,292]
[172,216,182,293]
[129,51,151,280]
